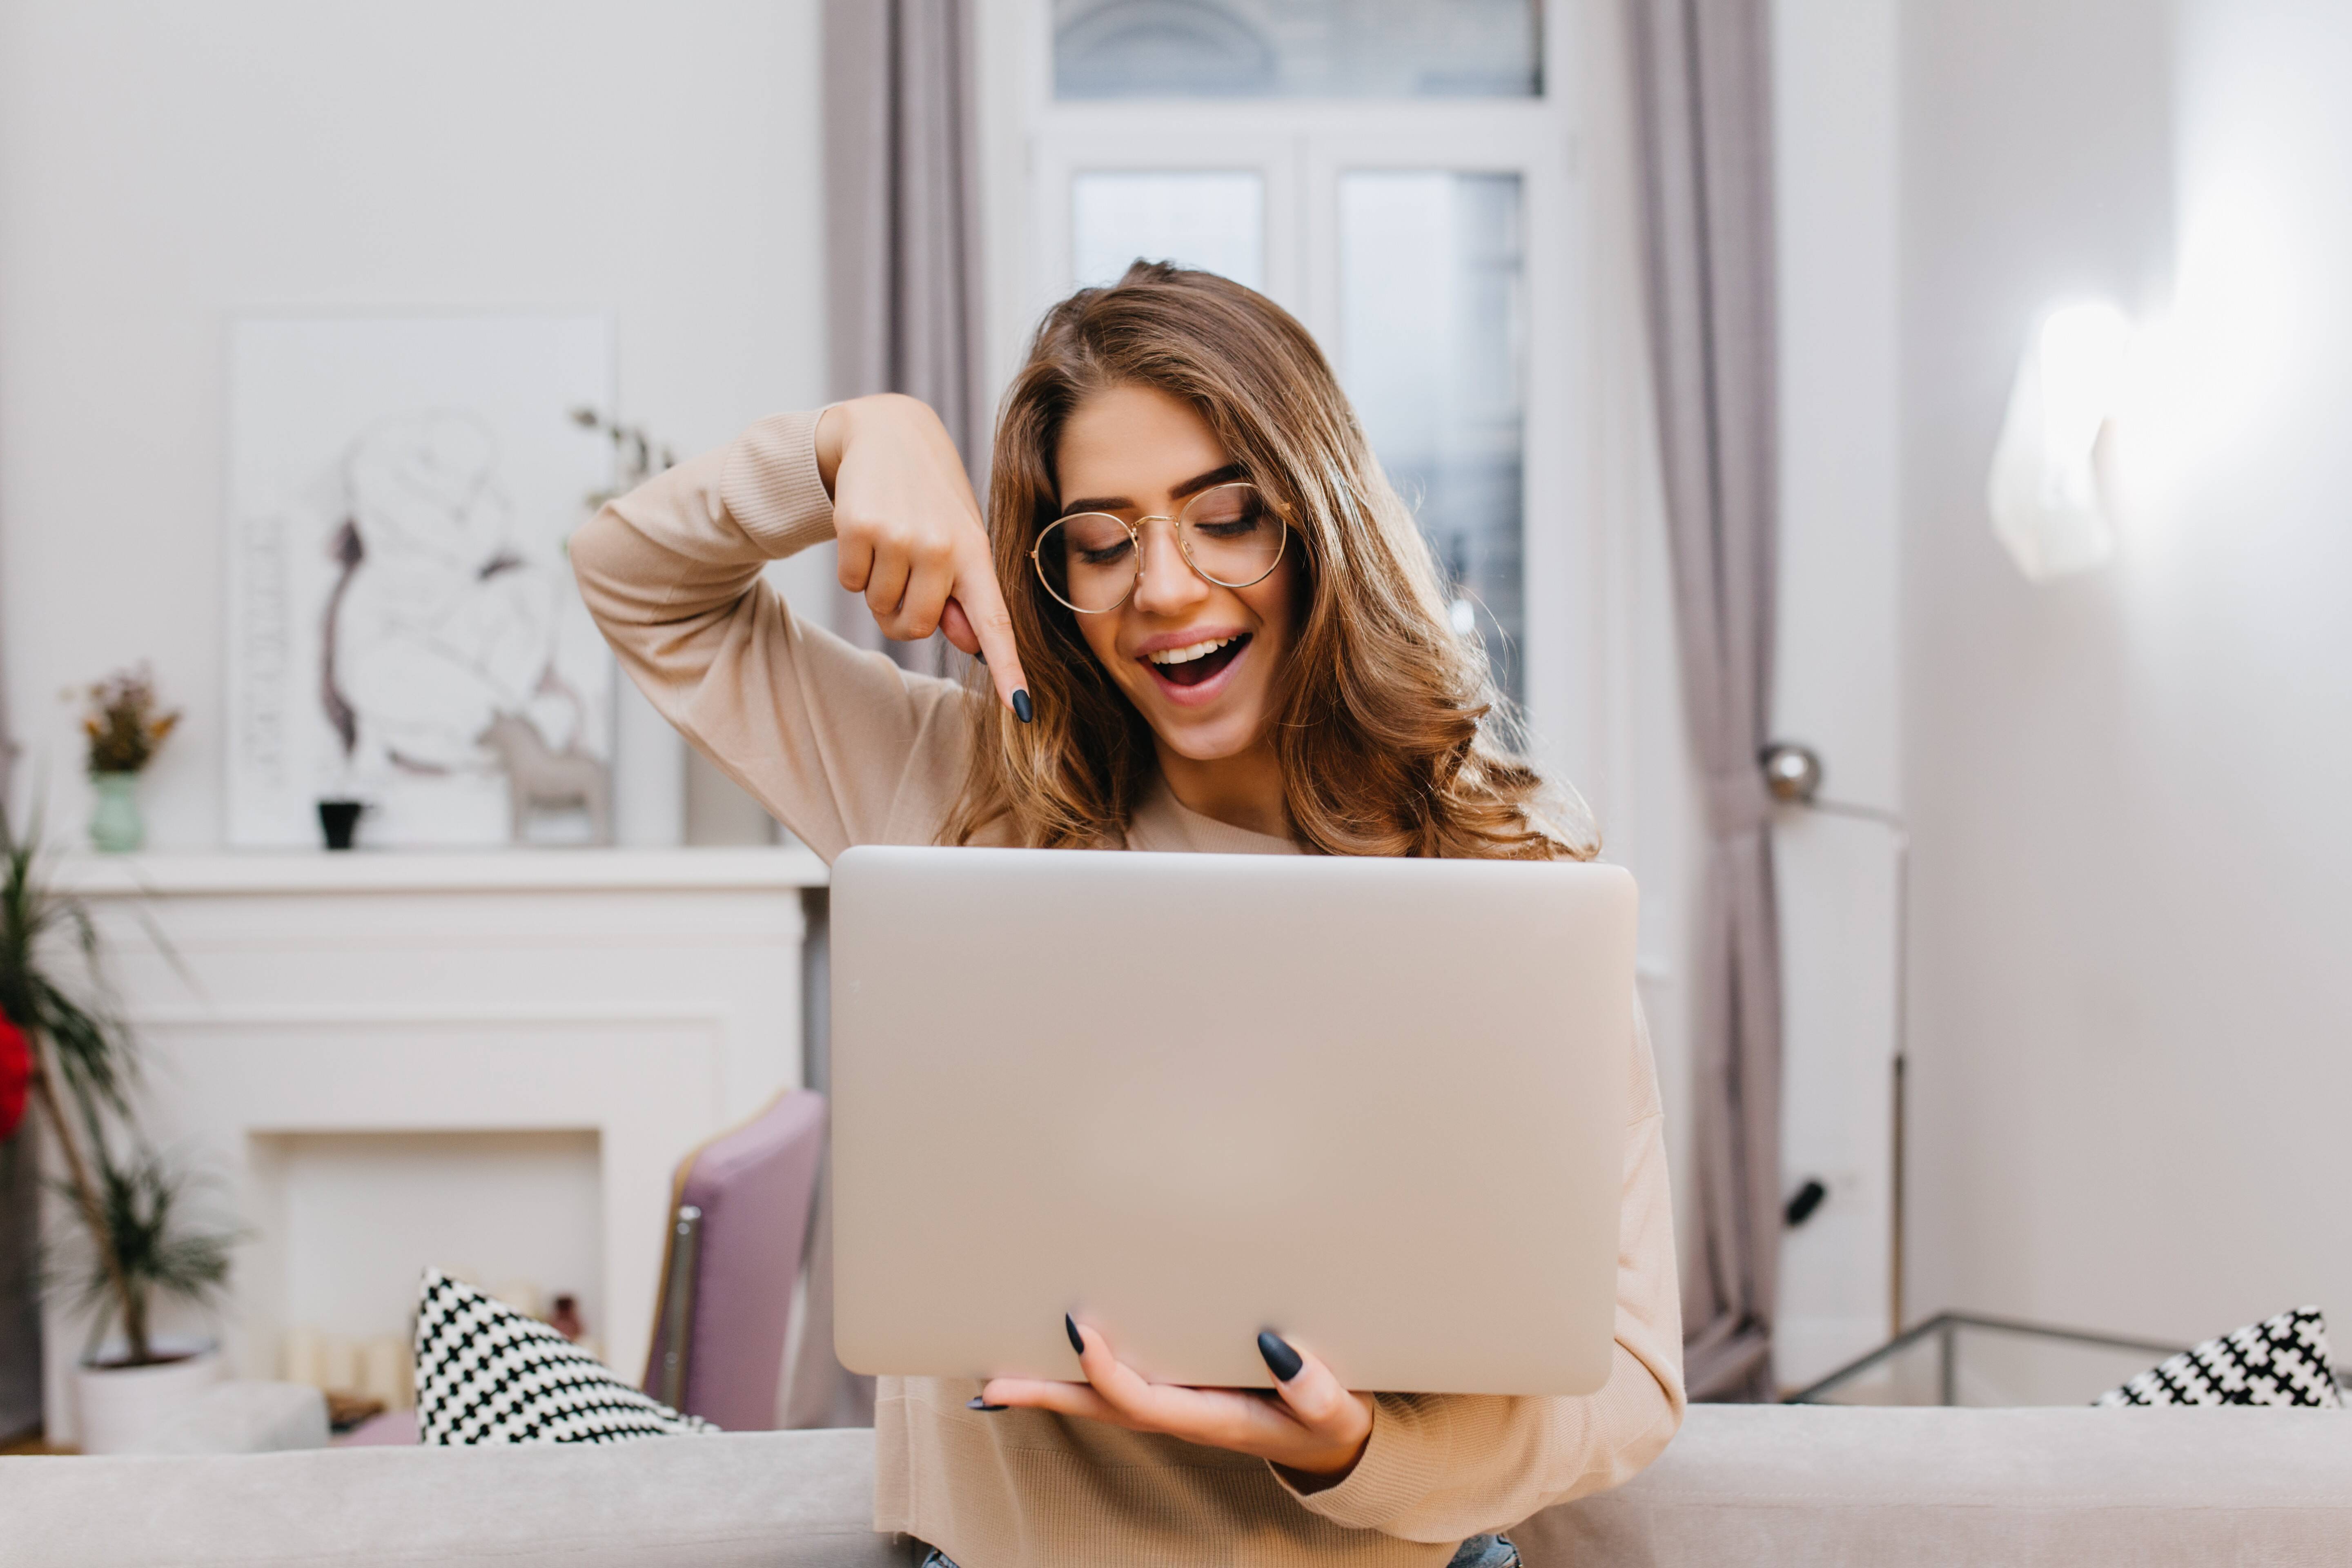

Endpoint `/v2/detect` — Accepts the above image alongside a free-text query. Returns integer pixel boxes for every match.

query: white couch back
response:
[6,1405,2347,1566]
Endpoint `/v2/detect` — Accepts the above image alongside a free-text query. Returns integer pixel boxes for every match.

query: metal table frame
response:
[1784,1312,2187,1405]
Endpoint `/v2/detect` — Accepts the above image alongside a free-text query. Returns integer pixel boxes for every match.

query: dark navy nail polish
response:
[1013,688,1033,724]
[1065,1313,1085,1355]
[1257,1330,1303,1383]
[975,648,988,666]
[967,1396,1008,1412]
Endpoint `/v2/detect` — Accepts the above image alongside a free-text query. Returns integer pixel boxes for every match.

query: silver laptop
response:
[828,845,1637,1396]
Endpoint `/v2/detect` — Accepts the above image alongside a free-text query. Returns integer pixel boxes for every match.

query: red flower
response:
[0,1010,29,1141]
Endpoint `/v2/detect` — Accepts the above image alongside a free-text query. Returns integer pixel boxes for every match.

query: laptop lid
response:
[829,845,1636,1396]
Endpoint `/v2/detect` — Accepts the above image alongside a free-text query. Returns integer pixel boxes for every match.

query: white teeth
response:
[1146,636,1236,666]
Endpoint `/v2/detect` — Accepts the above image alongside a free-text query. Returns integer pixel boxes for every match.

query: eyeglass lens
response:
[1034,483,1285,613]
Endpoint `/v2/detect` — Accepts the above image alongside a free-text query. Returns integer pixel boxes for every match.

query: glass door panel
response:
[1338,169,1528,706]
[1071,169,1267,292]
[1053,0,1542,99]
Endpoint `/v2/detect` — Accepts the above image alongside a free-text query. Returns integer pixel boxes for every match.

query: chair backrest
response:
[642,1089,826,1431]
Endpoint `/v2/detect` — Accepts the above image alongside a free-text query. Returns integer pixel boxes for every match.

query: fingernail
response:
[1257,1330,1303,1382]
[967,1396,1008,1412]
[975,648,988,665]
[1013,688,1033,724]
[1065,1313,1085,1355]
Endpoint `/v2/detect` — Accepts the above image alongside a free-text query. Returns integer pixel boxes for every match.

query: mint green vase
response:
[88,771,145,853]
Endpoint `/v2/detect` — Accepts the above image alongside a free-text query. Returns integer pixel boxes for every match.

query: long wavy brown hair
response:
[942,261,1593,862]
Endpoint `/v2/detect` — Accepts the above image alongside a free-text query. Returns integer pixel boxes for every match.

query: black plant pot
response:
[317,800,365,851]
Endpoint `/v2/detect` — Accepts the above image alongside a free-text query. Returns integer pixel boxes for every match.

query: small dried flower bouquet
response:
[82,665,179,777]
[78,665,179,853]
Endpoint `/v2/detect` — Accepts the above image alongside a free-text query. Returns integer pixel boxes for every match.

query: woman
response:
[573,263,1682,1568]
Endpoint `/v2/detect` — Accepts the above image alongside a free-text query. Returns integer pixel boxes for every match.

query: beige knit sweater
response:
[571,410,1686,1568]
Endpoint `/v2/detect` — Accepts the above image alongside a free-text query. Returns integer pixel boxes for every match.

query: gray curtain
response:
[821,0,988,673]
[787,0,987,1429]
[1624,0,1786,1402]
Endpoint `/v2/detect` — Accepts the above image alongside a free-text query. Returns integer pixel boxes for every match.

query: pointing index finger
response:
[950,541,1032,721]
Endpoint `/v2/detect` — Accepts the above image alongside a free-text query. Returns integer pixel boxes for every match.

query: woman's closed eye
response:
[1184,488,1278,541]
[1059,514,1134,565]
[1193,517,1268,540]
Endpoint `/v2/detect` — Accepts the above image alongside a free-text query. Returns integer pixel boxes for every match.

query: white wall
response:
[1904,0,2352,1351]
[0,0,827,848]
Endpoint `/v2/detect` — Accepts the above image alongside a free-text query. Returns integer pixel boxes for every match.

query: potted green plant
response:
[78,665,179,853]
[0,801,238,1451]
[60,1144,239,1452]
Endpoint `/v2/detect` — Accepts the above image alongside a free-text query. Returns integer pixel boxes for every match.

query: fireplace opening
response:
[247,1128,604,1415]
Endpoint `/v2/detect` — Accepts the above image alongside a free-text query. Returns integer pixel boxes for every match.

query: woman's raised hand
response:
[814,394,1031,719]
[976,1318,1375,1487]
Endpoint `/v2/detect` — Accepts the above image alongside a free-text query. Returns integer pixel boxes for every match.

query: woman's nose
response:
[1129,519,1207,615]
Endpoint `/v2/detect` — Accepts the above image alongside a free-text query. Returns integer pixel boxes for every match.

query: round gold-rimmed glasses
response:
[1030,481,1289,614]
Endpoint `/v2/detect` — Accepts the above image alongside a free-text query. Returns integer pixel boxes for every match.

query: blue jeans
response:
[917,1535,1518,1568]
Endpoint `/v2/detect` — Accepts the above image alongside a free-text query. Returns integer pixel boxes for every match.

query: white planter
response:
[74,1340,222,1454]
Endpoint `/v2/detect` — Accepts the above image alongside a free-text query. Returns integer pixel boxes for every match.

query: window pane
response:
[1071,170,1265,291]
[1055,0,1540,100]
[1339,171,1527,707]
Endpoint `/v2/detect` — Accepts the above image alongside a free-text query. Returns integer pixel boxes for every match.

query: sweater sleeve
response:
[1275,997,1686,1543]
[569,410,978,860]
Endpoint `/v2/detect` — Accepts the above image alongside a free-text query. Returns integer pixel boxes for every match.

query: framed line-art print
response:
[225,314,615,848]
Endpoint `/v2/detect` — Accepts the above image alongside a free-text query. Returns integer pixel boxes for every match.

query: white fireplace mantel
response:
[51,845,830,897]
[42,846,828,1444]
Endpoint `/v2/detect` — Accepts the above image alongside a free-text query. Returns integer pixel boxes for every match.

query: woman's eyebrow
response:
[1058,463,1249,517]
[1170,463,1248,500]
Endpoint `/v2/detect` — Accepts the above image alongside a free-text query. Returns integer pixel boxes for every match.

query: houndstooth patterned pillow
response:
[414,1268,715,1443]
[2095,1305,2342,1408]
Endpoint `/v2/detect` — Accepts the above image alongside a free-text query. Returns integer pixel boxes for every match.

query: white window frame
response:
[981,0,1601,794]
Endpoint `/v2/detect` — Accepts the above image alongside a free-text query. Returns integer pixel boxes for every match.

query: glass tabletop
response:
[1788,1313,2192,1407]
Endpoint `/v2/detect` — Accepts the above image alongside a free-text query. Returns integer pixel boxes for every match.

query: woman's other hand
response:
[976,1319,1374,1488]
[814,394,1030,717]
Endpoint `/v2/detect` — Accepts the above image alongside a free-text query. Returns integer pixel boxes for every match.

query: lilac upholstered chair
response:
[641,1089,829,1431]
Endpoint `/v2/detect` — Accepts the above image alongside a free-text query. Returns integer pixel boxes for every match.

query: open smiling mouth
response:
[1143,633,1250,689]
